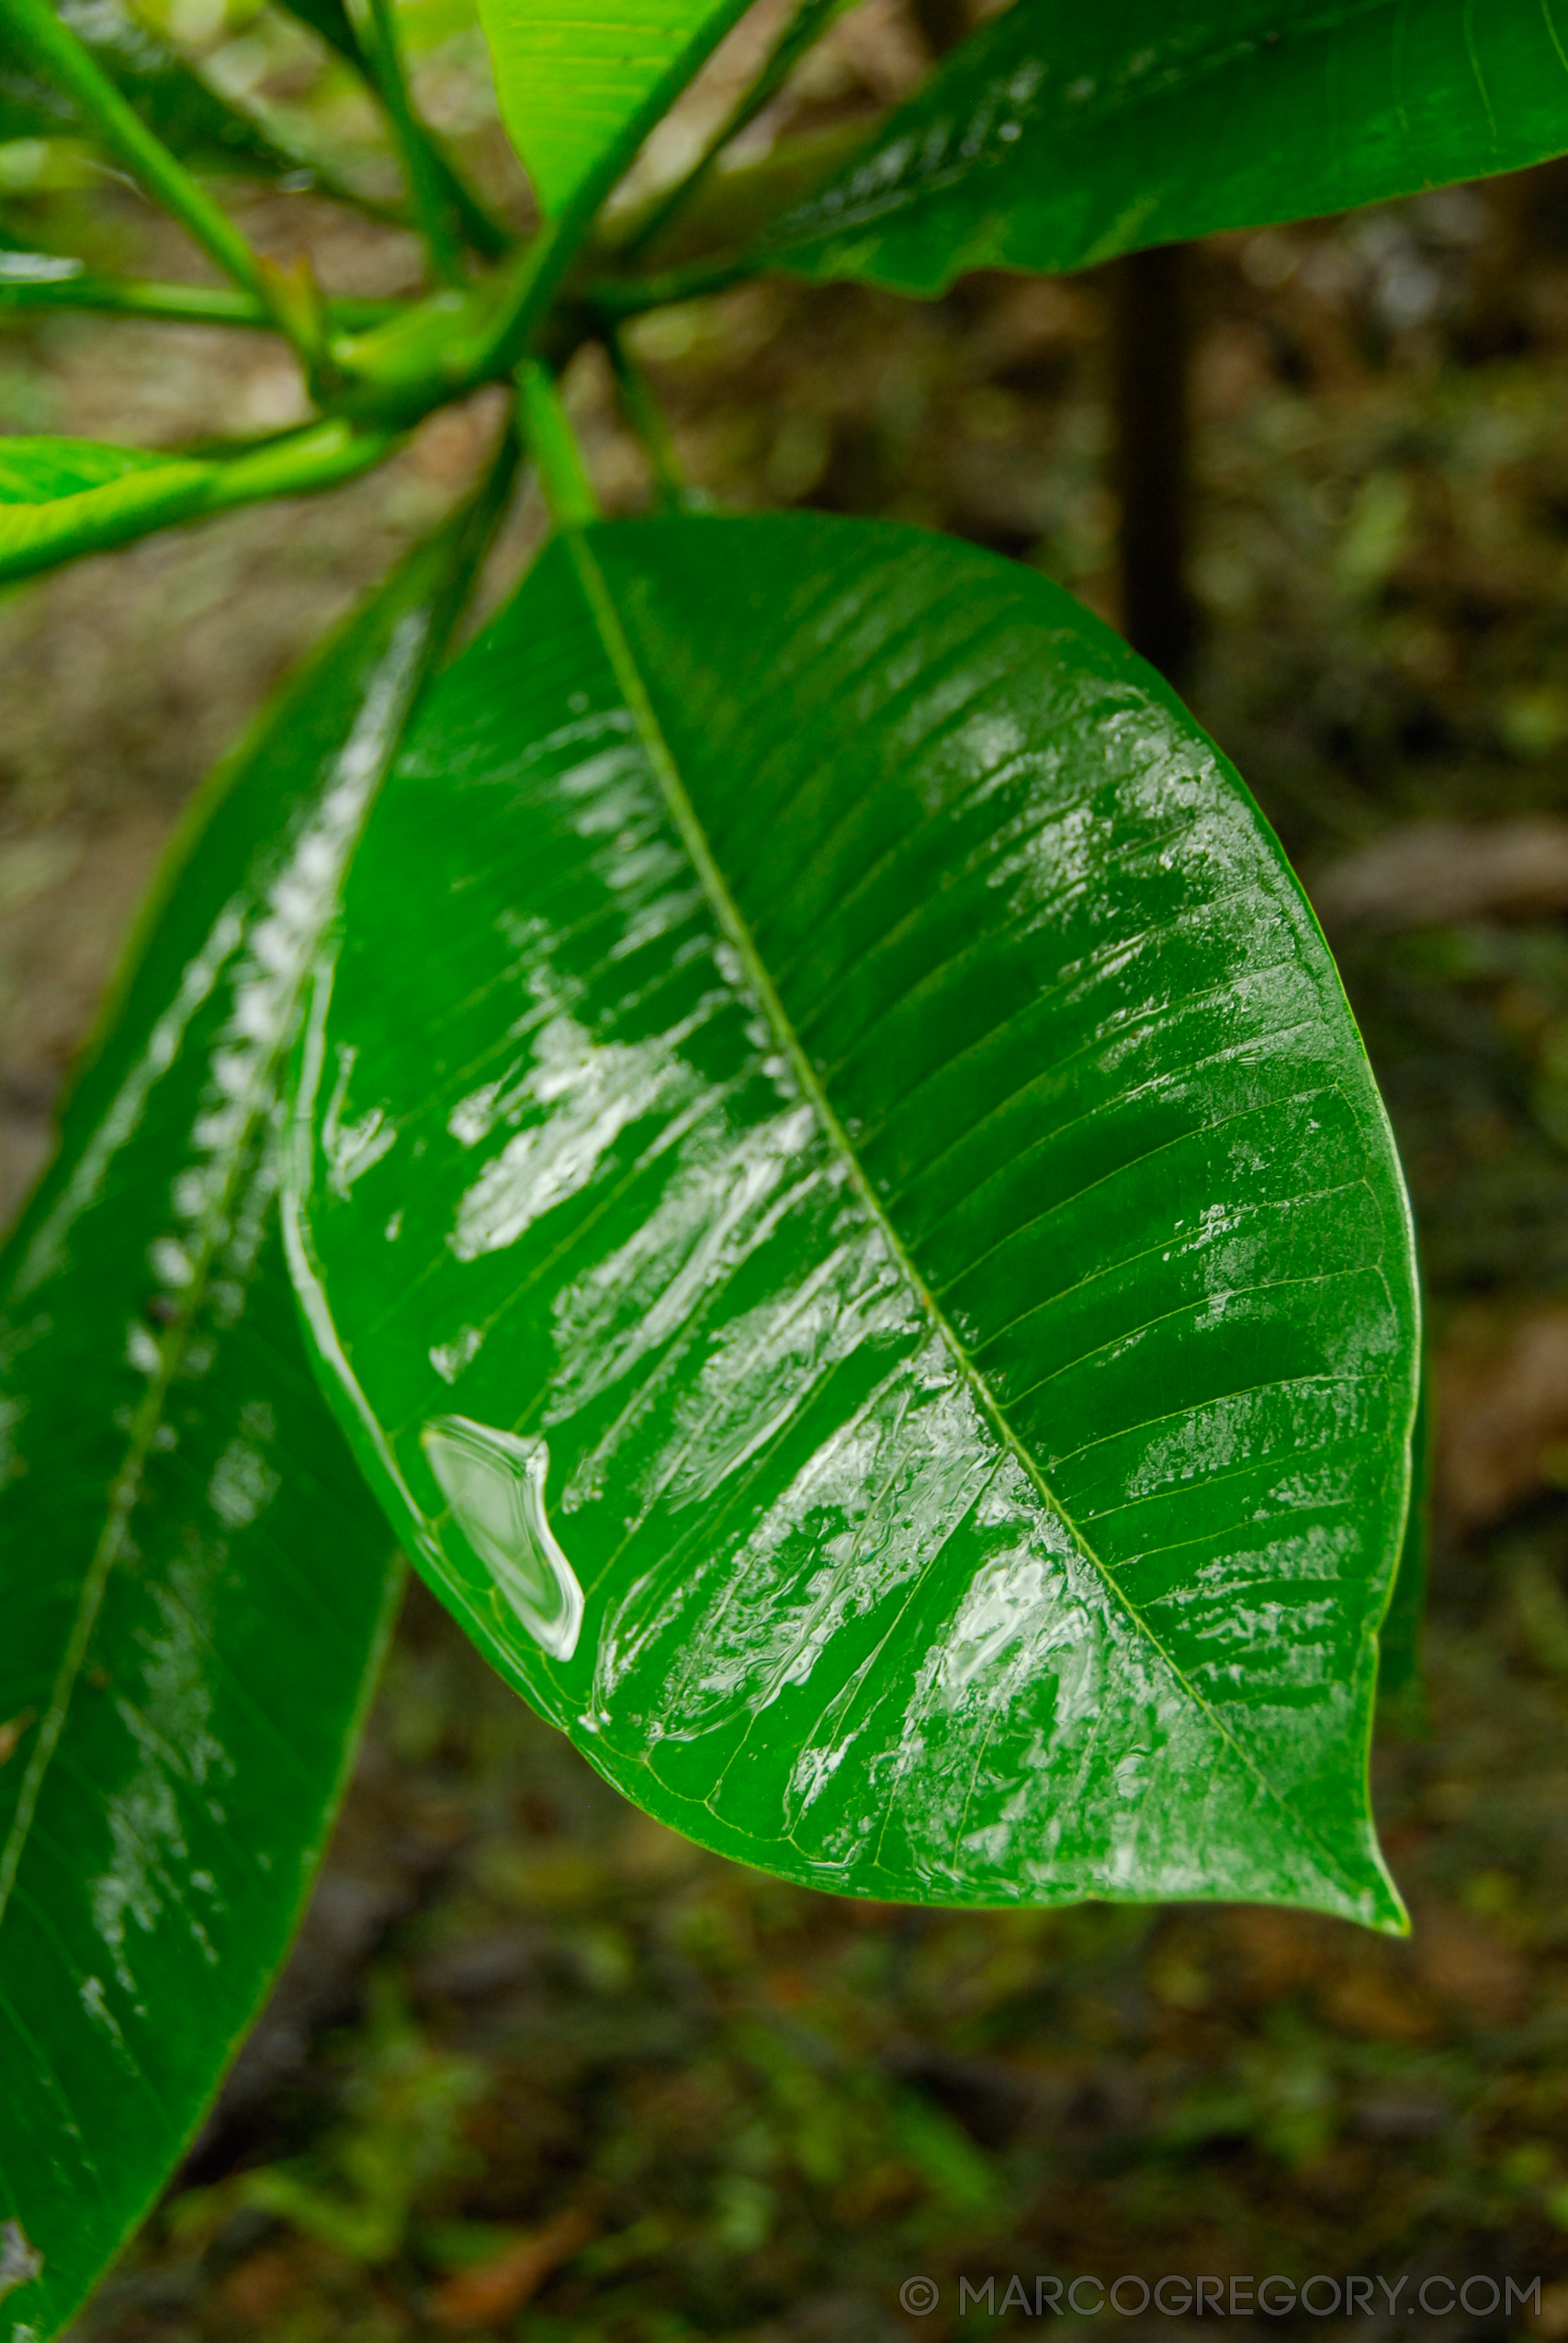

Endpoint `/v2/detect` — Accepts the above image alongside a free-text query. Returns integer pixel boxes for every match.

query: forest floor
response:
[9,33,1568,2340]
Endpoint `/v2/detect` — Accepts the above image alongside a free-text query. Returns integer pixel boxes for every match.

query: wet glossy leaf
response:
[766,0,1568,295]
[288,512,1419,1928]
[0,471,507,2341]
[476,0,749,215]
[0,0,307,177]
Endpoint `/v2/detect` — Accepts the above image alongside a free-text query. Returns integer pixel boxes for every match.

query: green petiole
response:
[357,0,467,286]
[0,266,404,333]
[516,357,599,528]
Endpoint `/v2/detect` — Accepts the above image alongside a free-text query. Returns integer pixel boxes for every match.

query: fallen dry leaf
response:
[428,2208,592,2329]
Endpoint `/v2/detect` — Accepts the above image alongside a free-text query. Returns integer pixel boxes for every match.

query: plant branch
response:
[455,0,779,387]
[607,329,704,512]
[332,119,877,419]
[0,0,311,356]
[357,0,466,284]
[275,0,511,259]
[619,0,852,262]
[580,120,882,318]
[587,246,760,319]
[0,266,404,331]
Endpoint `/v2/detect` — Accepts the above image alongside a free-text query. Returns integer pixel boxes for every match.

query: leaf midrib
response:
[562,526,1368,1884]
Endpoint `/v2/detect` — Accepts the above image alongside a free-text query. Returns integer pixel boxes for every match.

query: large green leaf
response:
[476,0,750,216]
[761,0,1568,295]
[0,423,396,588]
[0,460,508,2341]
[287,512,1420,1928]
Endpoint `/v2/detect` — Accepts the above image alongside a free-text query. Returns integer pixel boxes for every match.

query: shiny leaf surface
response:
[765,0,1568,295]
[476,0,749,215]
[289,512,1419,1928]
[0,471,507,2340]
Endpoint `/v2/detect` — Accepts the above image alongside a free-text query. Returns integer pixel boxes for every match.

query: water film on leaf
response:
[288,511,1420,1930]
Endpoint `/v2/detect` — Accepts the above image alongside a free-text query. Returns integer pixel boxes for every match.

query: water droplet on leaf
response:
[421,1416,583,1660]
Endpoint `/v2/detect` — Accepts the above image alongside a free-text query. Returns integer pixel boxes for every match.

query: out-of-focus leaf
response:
[288,512,1419,1929]
[0,421,398,587]
[274,0,361,67]
[271,0,512,258]
[0,451,512,2342]
[0,0,308,177]
[0,431,166,499]
[476,0,750,216]
[763,0,1568,296]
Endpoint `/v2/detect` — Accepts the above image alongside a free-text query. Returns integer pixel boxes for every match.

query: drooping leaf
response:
[0,0,310,178]
[475,0,750,217]
[0,454,511,2342]
[761,0,1568,296]
[0,422,396,587]
[287,512,1420,1929]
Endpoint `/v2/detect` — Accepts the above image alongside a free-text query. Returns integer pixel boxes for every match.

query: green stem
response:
[333,121,870,420]
[587,245,761,319]
[460,0,761,383]
[421,147,513,268]
[0,270,403,332]
[581,123,887,323]
[360,0,466,285]
[467,196,594,380]
[516,357,599,528]
[618,0,851,261]
[0,0,303,350]
[607,329,703,513]
[276,0,510,258]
